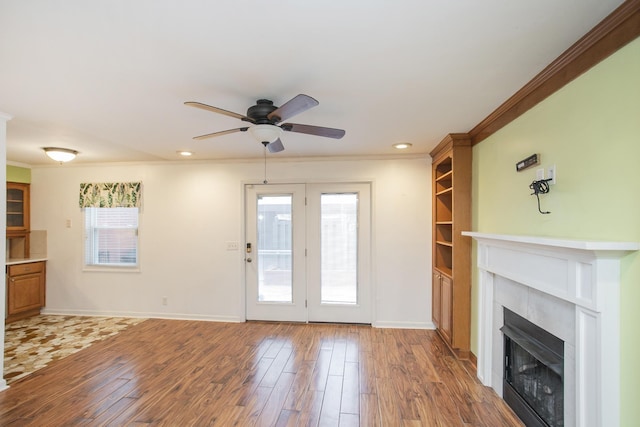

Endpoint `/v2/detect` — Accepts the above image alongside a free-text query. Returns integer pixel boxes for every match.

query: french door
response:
[245,184,307,322]
[245,183,371,323]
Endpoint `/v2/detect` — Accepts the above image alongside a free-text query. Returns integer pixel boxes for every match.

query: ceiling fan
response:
[184,94,345,153]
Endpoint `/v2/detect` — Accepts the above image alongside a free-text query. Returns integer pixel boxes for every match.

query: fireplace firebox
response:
[501,308,564,427]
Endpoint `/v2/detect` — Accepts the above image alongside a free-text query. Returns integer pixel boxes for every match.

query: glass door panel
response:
[307,183,371,324]
[321,193,358,304]
[257,195,292,303]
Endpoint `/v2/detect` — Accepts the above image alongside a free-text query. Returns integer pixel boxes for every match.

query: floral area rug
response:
[4,315,146,385]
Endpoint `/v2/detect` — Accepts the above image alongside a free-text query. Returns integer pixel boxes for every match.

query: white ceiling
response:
[0,0,624,165]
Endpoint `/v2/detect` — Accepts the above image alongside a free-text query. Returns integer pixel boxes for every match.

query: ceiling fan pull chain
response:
[262,142,268,184]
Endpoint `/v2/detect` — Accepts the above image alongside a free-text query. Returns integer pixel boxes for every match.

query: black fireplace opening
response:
[501,308,564,427]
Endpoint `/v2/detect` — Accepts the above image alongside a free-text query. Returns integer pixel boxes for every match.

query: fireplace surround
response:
[463,232,638,427]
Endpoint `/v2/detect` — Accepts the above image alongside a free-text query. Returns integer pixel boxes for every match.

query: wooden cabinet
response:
[432,270,453,344]
[432,270,442,329]
[439,273,452,343]
[430,134,471,358]
[6,261,46,323]
[432,270,452,343]
[6,182,30,232]
[6,182,31,258]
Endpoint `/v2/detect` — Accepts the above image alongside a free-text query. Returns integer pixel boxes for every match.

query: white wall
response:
[31,156,433,327]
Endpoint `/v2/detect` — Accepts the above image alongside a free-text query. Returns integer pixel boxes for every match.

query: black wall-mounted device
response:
[530,178,552,214]
[516,154,539,172]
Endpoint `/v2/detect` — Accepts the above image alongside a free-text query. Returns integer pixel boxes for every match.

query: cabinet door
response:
[8,273,44,315]
[6,182,30,231]
[440,275,453,344]
[432,271,441,328]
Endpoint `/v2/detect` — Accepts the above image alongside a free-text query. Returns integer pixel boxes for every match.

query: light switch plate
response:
[547,164,556,184]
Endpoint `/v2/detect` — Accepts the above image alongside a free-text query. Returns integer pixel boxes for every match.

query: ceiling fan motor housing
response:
[247,99,279,124]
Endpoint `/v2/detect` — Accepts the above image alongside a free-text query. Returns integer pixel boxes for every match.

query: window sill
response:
[82,265,141,273]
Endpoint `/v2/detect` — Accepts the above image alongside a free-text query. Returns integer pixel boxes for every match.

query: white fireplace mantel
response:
[463,232,639,427]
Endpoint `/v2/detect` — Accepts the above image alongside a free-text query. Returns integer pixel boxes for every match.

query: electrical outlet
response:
[226,241,239,251]
[65,219,72,228]
[536,168,545,181]
[547,164,556,185]
[162,296,168,306]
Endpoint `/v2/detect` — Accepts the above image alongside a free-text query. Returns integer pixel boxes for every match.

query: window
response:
[84,207,139,267]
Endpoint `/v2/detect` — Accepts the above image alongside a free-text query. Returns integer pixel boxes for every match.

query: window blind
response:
[84,207,139,266]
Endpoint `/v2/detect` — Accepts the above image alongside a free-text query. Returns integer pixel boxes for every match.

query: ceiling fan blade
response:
[267,139,285,153]
[193,127,249,140]
[267,94,318,123]
[281,123,346,139]
[185,101,255,123]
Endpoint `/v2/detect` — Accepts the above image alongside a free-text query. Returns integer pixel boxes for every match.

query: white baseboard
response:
[40,309,436,329]
[40,308,243,323]
[373,320,435,329]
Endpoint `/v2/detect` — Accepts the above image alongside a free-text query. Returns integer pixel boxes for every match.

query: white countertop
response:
[5,257,48,266]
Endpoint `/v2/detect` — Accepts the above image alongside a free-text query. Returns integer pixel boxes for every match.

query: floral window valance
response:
[79,182,142,208]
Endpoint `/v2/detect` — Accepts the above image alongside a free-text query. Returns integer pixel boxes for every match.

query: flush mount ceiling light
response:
[43,147,78,163]
[249,124,282,143]
[393,142,413,150]
[177,150,193,157]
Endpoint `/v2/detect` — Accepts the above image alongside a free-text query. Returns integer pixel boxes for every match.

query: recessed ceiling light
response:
[178,151,193,157]
[393,143,412,150]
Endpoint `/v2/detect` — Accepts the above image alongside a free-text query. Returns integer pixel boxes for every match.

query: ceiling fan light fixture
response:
[43,147,78,162]
[249,124,282,143]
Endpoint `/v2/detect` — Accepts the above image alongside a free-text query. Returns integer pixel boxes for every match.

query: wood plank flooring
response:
[0,319,524,426]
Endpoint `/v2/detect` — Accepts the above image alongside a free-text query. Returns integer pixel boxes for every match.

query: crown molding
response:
[469,0,640,145]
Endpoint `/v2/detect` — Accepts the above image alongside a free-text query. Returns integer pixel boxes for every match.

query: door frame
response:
[240,180,375,324]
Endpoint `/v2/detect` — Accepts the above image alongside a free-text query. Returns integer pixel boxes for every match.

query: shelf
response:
[7,182,30,258]
[435,156,452,181]
[430,133,472,357]
[435,167,452,194]
[435,242,453,272]
[435,195,452,222]
[435,169,453,182]
[436,187,452,197]
[435,222,452,242]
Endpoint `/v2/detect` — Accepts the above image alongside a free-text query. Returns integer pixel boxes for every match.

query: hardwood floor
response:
[0,319,523,426]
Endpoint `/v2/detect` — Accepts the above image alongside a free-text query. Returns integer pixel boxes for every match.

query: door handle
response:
[246,257,252,263]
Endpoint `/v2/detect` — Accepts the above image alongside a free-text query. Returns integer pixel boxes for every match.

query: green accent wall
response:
[6,165,31,183]
[471,37,640,423]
